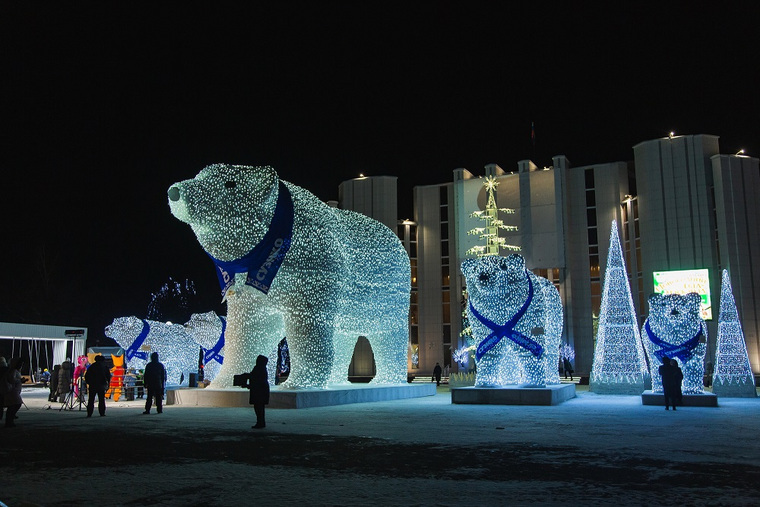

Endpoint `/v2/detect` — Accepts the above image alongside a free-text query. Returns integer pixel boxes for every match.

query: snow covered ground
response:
[3,385,760,506]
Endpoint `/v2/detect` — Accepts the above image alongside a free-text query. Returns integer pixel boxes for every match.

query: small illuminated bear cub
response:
[184,311,226,382]
[461,254,562,387]
[642,293,707,394]
[105,316,198,387]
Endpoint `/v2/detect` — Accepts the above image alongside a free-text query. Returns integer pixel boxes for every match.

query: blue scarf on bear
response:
[645,321,702,362]
[469,274,543,361]
[208,181,294,300]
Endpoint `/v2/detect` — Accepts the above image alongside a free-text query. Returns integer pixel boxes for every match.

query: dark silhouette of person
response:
[671,358,684,408]
[248,355,270,429]
[563,358,574,380]
[0,357,7,421]
[57,359,73,402]
[143,352,167,414]
[49,364,60,402]
[3,358,25,427]
[84,355,111,417]
[433,362,442,386]
[659,356,677,410]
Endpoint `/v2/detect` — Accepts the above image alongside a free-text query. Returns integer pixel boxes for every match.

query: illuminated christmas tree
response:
[712,269,757,397]
[466,176,520,256]
[590,220,650,394]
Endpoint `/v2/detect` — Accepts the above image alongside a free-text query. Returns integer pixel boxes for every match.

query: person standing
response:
[57,358,73,403]
[659,356,676,410]
[49,364,60,402]
[671,359,684,408]
[248,355,270,429]
[143,352,167,415]
[3,358,24,428]
[433,362,442,387]
[563,358,574,380]
[0,357,8,421]
[84,355,111,417]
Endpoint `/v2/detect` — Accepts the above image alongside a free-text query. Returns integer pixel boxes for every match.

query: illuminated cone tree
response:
[590,220,650,394]
[712,269,757,397]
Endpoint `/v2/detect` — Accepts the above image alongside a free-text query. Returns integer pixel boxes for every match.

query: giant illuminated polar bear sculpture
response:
[642,293,707,394]
[461,254,562,387]
[168,164,410,389]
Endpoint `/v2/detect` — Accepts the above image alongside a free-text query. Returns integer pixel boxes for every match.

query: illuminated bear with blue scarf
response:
[184,311,226,382]
[168,164,410,389]
[105,316,198,386]
[461,254,562,387]
[642,293,707,394]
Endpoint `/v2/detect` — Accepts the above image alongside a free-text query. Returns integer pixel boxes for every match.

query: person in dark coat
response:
[3,358,24,427]
[671,358,684,408]
[143,352,167,414]
[433,362,442,386]
[659,356,677,410]
[49,364,60,402]
[57,359,73,402]
[84,355,111,417]
[563,358,574,380]
[248,355,270,429]
[0,357,7,421]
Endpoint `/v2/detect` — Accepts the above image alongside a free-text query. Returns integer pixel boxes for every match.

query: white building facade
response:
[339,134,760,380]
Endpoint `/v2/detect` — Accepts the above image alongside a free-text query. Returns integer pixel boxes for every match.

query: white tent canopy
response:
[0,322,87,380]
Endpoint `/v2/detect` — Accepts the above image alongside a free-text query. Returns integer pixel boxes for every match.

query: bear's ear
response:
[685,292,702,312]
[648,293,662,305]
[461,258,478,279]
[506,253,525,267]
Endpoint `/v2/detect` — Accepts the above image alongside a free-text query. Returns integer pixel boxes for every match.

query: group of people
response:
[659,356,684,410]
[0,352,167,427]
[84,352,167,417]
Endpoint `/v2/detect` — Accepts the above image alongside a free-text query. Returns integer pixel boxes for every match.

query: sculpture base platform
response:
[641,390,719,407]
[451,384,576,406]
[167,383,437,409]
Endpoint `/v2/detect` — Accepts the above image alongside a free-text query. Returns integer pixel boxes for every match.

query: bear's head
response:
[105,316,145,347]
[111,354,125,368]
[76,355,88,368]
[647,292,702,335]
[168,164,280,261]
[185,311,225,345]
[461,254,528,301]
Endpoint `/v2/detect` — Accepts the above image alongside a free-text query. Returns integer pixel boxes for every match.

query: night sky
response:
[1,3,757,347]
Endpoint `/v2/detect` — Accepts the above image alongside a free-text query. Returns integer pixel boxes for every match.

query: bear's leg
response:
[475,342,511,387]
[211,293,283,389]
[327,332,355,386]
[280,320,335,389]
[367,327,407,385]
[497,347,521,385]
[519,352,546,387]
[544,341,562,385]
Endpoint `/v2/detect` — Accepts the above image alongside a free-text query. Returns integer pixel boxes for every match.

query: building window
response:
[440,186,448,205]
[585,168,595,189]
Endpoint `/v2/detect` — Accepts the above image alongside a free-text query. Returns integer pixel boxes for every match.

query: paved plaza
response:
[2,385,760,506]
